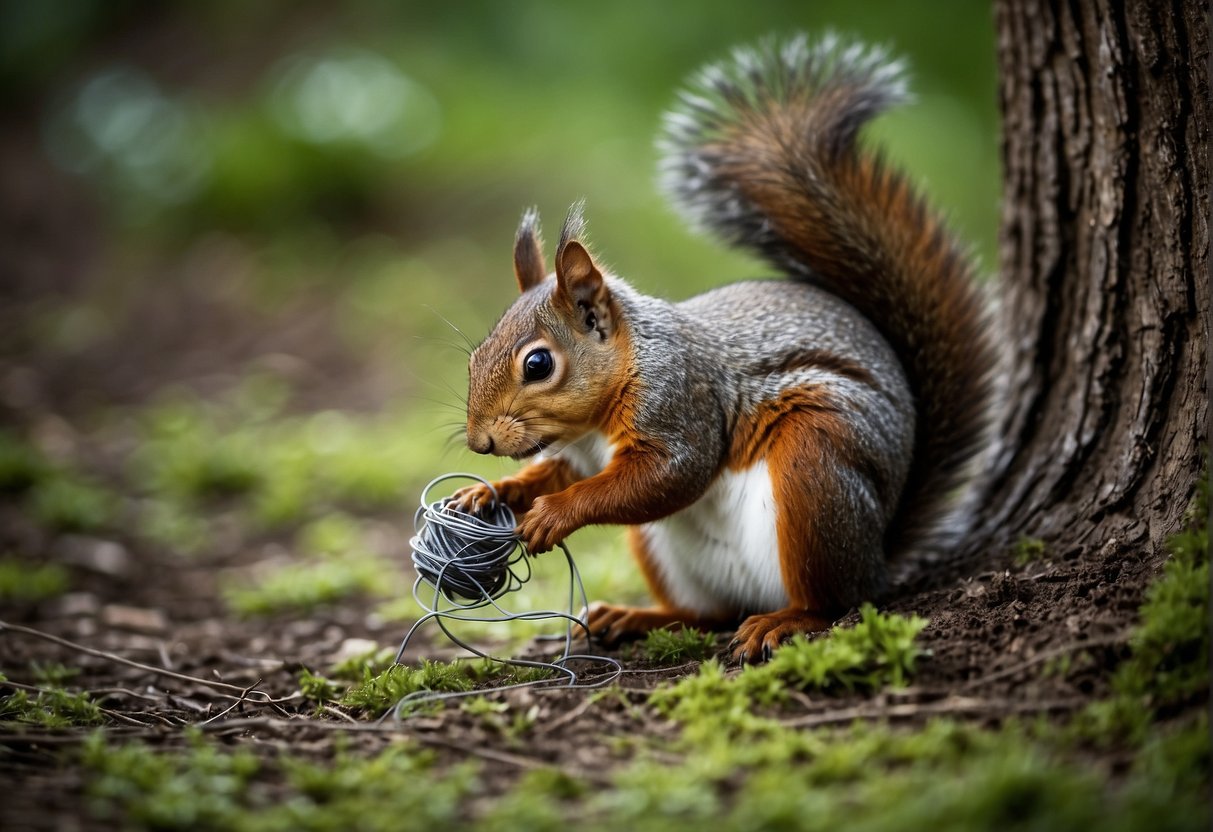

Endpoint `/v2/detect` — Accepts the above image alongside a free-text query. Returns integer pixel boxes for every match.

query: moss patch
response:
[0,684,103,728]
[1074,474,1209,744]
[635,627,719,664]
[340,661,480,715]
[0,558,70,602]
[84,733,480,832]
[652,605,926,728]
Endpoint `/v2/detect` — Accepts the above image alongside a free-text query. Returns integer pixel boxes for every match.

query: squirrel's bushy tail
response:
[659,34,996,558]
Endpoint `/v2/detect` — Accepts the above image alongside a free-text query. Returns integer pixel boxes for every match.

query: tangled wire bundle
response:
[390,473,620,716]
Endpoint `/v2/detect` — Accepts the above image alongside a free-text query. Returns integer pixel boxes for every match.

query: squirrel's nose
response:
[468,433,495,455]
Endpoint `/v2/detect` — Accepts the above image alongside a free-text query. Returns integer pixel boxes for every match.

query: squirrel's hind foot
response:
[730,609,832,664]
[585,603,716,648]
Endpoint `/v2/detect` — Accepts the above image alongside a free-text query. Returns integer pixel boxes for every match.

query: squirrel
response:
[451,34,995,663]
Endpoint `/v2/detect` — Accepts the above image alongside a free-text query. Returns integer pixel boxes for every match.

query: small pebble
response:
[101,604,169,634]
[332,637,382,663]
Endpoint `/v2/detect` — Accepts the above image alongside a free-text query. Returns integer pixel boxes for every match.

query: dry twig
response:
[960,634,1128,691]
[780,695,1085,729]
[0,621,299,707]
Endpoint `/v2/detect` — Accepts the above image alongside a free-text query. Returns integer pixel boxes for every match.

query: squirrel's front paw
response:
[447,482,499,516]
[515,496,573,553]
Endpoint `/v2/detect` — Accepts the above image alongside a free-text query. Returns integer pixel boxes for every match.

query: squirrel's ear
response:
[556,240,613,340]
[513,208,546,292]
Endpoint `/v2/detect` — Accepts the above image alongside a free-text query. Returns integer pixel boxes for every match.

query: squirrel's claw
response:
[447,483,496,516]
[585,602,630,644]
[730,609,831,664]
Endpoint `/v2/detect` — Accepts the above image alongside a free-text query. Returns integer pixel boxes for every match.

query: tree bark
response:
[957,0,1208,570]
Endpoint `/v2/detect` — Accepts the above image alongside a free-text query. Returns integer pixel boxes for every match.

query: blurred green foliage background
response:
[0,0,999,616]
[4,0,999,304]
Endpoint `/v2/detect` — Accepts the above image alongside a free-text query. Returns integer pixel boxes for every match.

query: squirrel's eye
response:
[522,348,554,382]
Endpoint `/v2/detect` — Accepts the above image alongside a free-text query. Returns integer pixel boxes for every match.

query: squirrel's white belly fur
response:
[557,432,787,615]
[640,464,787,615]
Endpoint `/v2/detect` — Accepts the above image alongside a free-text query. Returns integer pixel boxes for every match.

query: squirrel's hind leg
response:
[730,400,890,664]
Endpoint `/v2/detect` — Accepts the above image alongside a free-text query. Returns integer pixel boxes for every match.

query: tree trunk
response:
[955,0,1208,571]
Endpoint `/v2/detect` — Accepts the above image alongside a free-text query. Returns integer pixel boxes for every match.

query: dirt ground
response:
[0,481,1164,831]
[0,471,1166,832]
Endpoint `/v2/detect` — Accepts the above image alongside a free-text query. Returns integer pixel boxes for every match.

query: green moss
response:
[137,499,210,556]
[223,555,385,616]
[143,405,266,501]
[74,718,1209,832]
[297,669,342,704]
[30,476,116,532]
[0,686,103,727]
[128,386,454,534]
[652,604,927,738]
[636,627,719,664]
[30,661,81,686]
[130,395,266,502]
[716,725,1194,832]
[593,755,724,828]
[0,431,115,534]
[1129,481,1210,703]
[298,512,365,558]
[73,713,1203,832]
[340,660,479,715]
[84,735,479,832]
[329,645,398,680]
[502,665,558,685]
[177,444,264,499]
[0,430,49,494]
[1073,474,1209,744]
[461,694,509,718]
[1012,536,1048,567]
[84,731,260,829]
[587,718,1209,832]
[249,471,310,529]
[278,745,478,829]
[480,769,584,832]
[1128,712,1211,808]
[0,557,69,602]
[1119,551,1208,702]
[765,604,927,692]
[650,659,779,741]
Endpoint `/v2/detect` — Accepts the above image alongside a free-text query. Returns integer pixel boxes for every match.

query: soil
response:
[0,513,1158,829]
[0,49,1181,832]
